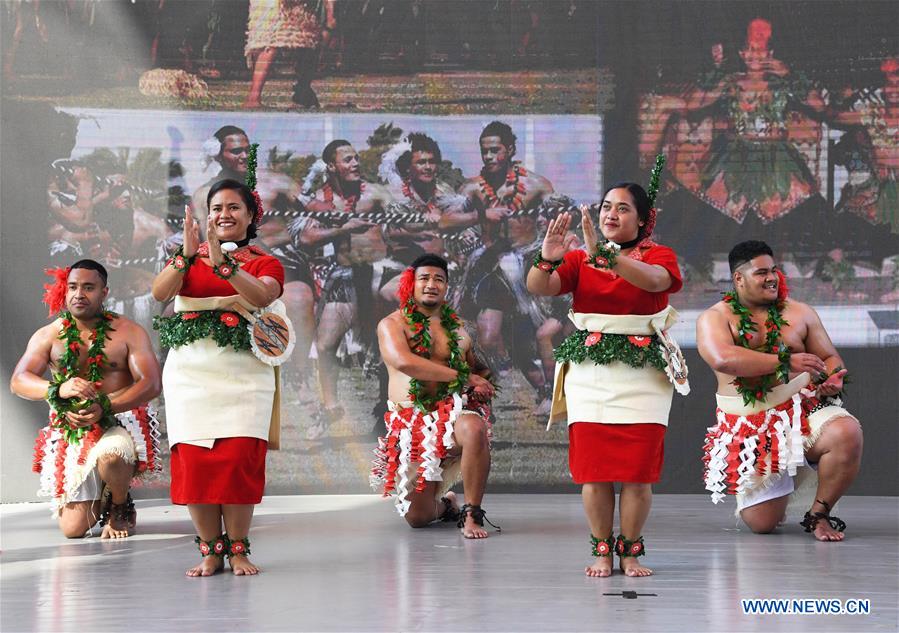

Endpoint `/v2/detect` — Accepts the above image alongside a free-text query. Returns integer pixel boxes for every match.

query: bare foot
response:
[441,491,460,519]
[100,523,130,539]
[461,514,488,539]
[585,557,613,577]
[99,504,135,539]
[186,556,224,577]
[229,556,261,576]
[242,99,262,110]
[620,557,653,577]
[813,521,845,542]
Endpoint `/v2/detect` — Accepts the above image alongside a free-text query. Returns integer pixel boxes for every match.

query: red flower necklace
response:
[321,182,365,212]
[46,311,117,443]
[402,179,440,216]
[403,301,470,411]
[478,163,527,212]
[723,290,791,406]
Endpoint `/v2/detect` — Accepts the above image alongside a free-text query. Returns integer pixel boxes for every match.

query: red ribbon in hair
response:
[776,269,789,302]
[251,190,264,224]
[395,267,415,306]
[642,207,657,238]
[42,267,70,318]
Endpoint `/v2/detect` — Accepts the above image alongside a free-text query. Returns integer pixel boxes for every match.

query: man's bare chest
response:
[728,311,807,352]
[50,337,128,374]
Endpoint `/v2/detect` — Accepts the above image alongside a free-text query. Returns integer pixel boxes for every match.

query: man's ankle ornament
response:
[800,498,847,533]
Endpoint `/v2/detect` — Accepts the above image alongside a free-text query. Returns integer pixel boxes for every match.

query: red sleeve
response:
[251,256,285,295]
[555,249,585,296]
[644,245,683,294]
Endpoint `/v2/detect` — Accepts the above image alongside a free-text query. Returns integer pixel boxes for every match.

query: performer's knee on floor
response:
[58,519,88,539]
[741,512,780,534]
[404,512,432,529]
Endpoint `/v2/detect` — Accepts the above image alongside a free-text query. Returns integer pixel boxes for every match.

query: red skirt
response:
[569,422,666,484]
[170,437,267,505]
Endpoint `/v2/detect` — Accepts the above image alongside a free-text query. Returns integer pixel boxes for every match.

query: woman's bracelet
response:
[213,254,240,280]
[532,253,562,273]
[168,246,194,273]
[587,242,620,269]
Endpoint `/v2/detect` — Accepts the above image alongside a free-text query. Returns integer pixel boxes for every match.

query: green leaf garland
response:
[46,311,119,443]
[647,153,666,207]
[154,310,251,352]
[723,291,791,406]
[553,330,666,373]
[246,143,259,191]
[404,301,470,412]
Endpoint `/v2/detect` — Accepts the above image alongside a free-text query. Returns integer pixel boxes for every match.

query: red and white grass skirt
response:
[568,422,666,484]
[170,437,267,505]
[370,394,491,516]
[702,374,855,504]
[32,404,161,515]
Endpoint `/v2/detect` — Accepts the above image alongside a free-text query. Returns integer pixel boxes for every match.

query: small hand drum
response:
[232,303,296,366]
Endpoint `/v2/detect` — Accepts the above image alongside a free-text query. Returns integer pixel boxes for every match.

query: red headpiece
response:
[881,58,899,75]
[42,267,70,317]
[251,190,264,224]
[746,18,772,50]
[396,267,415,306]
[641,208,657,239]
[776,269,789,303]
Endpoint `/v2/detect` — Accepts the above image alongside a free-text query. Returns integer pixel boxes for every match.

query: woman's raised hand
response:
[205,214,223,265]
[183,205,199,258]
[580,205,600,256]
[541,211,577,261]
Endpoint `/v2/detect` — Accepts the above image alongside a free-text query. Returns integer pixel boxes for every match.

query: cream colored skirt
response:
[551,360,674,428]
[163,337,276,448]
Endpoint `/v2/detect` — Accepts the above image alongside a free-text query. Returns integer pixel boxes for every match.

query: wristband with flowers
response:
[532,253,563,273]
[168,246,194,273]
[213,254,240,280]
[587,242,620,270]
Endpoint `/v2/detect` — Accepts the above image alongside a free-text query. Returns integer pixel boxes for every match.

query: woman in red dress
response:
[152,179,285,576]
[527,181,689,578]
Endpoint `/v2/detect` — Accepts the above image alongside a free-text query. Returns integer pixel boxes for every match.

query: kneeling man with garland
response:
[11,260,161,538]
[370,254,499,538]
[697,241,863,540]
